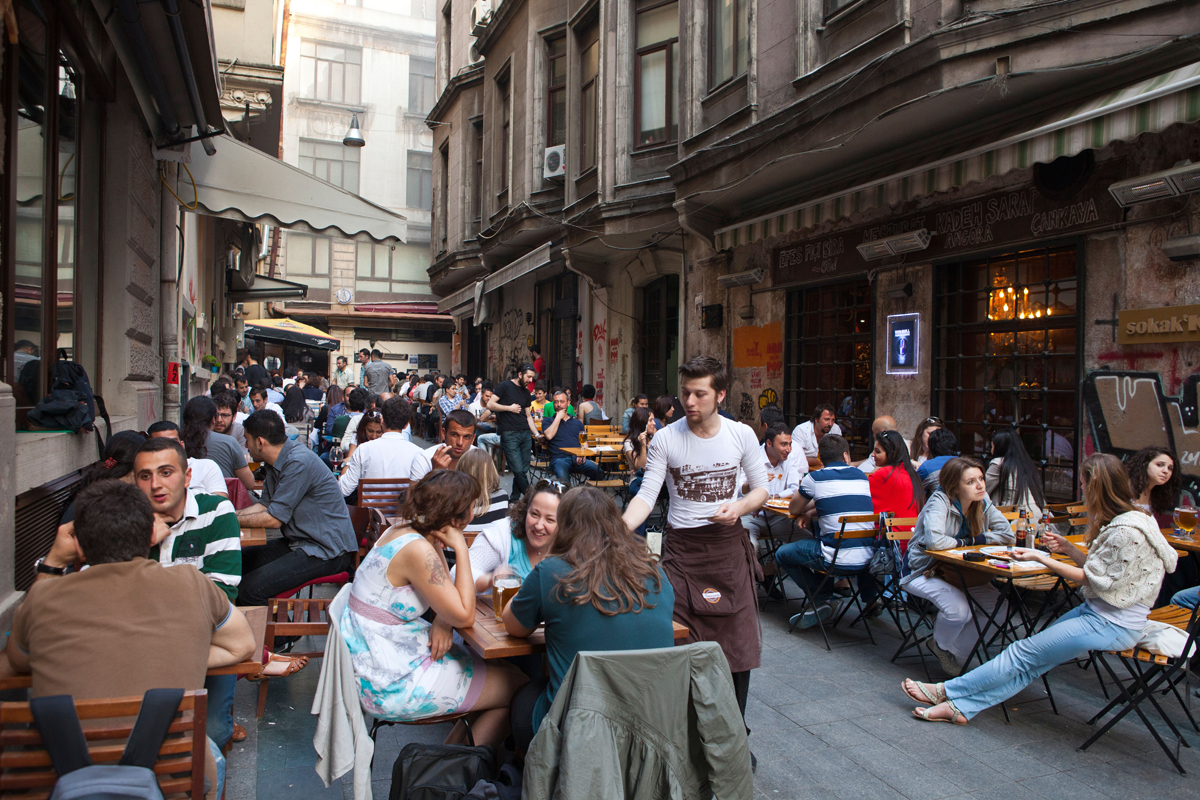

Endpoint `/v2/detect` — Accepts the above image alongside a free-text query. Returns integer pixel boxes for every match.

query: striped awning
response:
[715,60,1200,250]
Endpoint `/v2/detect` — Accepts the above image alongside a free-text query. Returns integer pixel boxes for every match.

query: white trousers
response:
[905,574,1007,663]
[741,512,798,551]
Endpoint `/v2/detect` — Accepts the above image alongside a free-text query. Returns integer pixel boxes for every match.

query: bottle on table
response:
[1021,508,1034,550]
[1037,510,1053,551]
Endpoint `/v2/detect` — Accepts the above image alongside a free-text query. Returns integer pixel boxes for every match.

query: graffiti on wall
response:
[759,388,778,409]
[1082,370,1200,501]
[740,393,755,420]
[497,307,529,380]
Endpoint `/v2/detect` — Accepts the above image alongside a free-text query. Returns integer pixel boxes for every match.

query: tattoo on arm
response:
[425,551,447,586]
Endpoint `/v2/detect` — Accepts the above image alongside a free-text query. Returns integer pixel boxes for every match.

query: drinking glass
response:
[1174,504,1197,535]
[492,566,522,623]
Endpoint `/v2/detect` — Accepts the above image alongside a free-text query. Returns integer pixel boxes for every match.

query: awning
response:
[188,137,407,244]
[244,318,340,350]
[715,59,1200,250]
[226,274,309,302]
[437,282,478,315]
[483,242,554,293]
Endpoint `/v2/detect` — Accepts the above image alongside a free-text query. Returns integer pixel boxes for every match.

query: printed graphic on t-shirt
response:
[668,462,738,503]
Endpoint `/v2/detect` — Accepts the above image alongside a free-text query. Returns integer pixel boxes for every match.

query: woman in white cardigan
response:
[902,453,1177,724]
[453,481,562,593]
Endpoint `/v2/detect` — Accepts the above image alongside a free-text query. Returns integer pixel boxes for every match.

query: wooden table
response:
[0,606,269,690]
[455,598,689,660]
[560,446,601,459]
[240,527,268,548]
[1162,529,1200,555]
[763,500,796,518]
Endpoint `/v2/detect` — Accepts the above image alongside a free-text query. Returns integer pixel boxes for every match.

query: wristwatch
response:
[33,557,67,577]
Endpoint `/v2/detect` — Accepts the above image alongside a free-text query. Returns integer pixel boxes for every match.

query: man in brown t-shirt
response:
[5,481,255,796]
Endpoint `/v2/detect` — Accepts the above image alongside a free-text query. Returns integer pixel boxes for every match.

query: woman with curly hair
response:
[341,470,527,746]
[503,486,675,752]
[1124,446,1180,528]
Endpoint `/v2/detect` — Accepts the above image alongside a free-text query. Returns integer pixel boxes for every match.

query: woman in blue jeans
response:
[902,454,1178,724]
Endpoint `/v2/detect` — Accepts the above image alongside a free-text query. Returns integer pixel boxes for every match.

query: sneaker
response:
[927,638,962,677]
[790,603,835,630]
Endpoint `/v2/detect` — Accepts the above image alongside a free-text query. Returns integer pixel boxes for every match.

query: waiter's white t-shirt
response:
[188,457,228,496]
[636,416,768,530]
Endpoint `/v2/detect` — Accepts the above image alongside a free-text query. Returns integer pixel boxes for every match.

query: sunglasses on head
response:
[926,417,943,425]
[364,410,383,420]
[534,479,565,495]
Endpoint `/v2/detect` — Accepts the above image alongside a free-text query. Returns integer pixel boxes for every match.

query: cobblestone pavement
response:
[229,449,1200,800]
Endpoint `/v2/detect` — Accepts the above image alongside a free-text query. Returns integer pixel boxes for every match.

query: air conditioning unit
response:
[471,0,492,32]
[717,268,764,288]
[468,38,484,64]
[543,145,566,181]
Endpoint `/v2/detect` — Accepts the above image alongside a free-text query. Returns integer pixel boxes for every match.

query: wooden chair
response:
[994,504,1017,514]
[787,514,880,651]
[359,478,410,518]
[875,516,932,675]
[585,424,615,436]
[256,597,339,718]
[0,691,208,800]
[1080,603,1200,774]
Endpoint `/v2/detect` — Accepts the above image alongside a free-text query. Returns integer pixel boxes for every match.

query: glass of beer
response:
[1174,506,1198,535]
[492,566,522,623]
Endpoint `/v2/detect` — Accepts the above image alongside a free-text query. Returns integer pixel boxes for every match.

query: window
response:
[4,3,94,409]
[497,76,510,194]
[934,245,1079,501]
[546,37,567,147]
[641,275,679,400]
[298,138,360,192]
[356,243,429,299]
[784,279,874,460]
[408,58,435,114]
[407,150,433,208]
[825,0,857,16]
[710,0,748,89]
[471,120,484,233]
[299,41,362,104]
[635,0,678,147]
[579,27,599,172]
[284,234,331,299]
[438,143,449,251]
[535,272,579,389]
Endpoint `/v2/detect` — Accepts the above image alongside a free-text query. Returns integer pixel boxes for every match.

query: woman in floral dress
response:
[342,470,528,746]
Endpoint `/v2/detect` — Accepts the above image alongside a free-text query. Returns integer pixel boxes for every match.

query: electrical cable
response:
[161,162,199,210]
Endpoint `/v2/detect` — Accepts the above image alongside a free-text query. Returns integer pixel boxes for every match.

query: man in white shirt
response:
[250,387,286,426]
[332,356,352,390]
[339,387,369,448]
[791,403,841,470]
[622,356,767,733]
[856,415,898,475]
[146,422,229,498]
[739,425,801,551]
[339,397,426,496]
[411,409,478,481]
[469,381,500,452]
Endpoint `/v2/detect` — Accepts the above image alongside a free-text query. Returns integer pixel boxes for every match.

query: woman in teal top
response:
[503,486,676,752]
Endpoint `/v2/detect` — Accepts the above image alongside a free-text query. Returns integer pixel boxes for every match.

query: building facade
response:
[431,0,1200,505]
[275,0,454,375]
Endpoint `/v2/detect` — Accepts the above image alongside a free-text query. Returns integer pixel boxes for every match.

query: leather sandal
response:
[912,701,967,725]
[231,723,247,742]
[246,652,309,681]
[902,679,947,706]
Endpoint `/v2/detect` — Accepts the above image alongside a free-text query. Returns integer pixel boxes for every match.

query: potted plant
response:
[201,355,222,374]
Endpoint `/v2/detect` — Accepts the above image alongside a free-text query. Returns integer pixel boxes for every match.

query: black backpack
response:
[26,349,111,452]
[388,742,496,800]
[29,689,185,800]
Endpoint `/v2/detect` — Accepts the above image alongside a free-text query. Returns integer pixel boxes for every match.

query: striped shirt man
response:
[149,490,242,601]
[797,462,875,568]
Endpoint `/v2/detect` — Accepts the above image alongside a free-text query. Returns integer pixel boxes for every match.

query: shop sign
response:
[773,162,1123,285]
[885,313,919,375]
[1117,304,1200,345]
[166,362,181,385]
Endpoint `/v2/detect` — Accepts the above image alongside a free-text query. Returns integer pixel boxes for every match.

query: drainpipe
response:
[160,0,219,155]
[161,163,182,423]
[114,0,182,142]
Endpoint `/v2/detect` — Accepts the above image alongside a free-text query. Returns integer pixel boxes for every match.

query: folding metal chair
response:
[786,514,880,651]
[1080,603,1200,774]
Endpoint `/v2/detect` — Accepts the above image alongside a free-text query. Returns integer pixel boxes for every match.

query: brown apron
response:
[661,519,762,673]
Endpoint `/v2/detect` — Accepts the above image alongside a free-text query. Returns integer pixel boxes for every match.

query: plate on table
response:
[979,545,1034,558]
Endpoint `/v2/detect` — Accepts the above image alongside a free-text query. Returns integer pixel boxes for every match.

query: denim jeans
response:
[1173,586,1199,610]
[775,538,877,606]
[945,602,1139,718]
[238,538,355,606]
[476,432,500,451]
[205,673,238,749]
[501,430,533,495]
[207,736,225,799]
[549,455,604,484]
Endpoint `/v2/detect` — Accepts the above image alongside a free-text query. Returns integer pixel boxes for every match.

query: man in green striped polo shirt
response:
[134,437,243,750]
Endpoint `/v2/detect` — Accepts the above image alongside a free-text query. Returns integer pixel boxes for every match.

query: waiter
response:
[622,356,768,726]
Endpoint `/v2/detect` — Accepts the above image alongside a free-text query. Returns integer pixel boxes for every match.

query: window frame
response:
[545,36,567,148]
[406,149,433,209]
[634,0,679,149]
[283,233,333,299]
[471,118,484,234]
[707,0,747,92]
[298,137,361,193]
[497,74,511,198]
[578,25,600,174]
[298,39,363,105]
[438,141,449,252]
[408,57,436,114]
